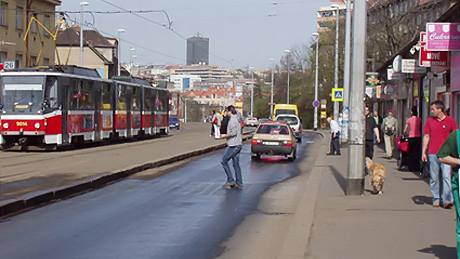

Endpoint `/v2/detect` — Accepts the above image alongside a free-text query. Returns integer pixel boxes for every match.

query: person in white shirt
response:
[327,116,341,155]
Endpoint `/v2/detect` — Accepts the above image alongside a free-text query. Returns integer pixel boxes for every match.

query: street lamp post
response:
[346,0,367,196]
[269,58,275,118]
[313,32,320,131]
[284,49,291,104]
[249,66,255,118]
[332,4,340,121]
[117,28,126,76]
[342,0,352,143]
[79,1,89,67]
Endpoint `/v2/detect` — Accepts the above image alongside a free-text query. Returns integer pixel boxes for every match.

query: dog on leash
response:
[365,157,386,195]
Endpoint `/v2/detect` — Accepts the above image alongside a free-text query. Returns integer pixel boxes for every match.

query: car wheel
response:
[251,153,261,160]
[288,148,297,161]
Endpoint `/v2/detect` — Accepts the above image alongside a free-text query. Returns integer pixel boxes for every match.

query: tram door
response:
[59,77,71,144]
[94,82,102,141]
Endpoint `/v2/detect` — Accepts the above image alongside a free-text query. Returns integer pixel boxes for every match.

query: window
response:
[101,83,112,110]
[16,7,23,30]
[31,56,37,66]
[0,2,7,26]
[31,15,38,33]
[15,54,23,68]
[44,77,59,112]
[69,80,95,110]
[132,86,141,111]
[0,51,7,63]
[43,58,50,66]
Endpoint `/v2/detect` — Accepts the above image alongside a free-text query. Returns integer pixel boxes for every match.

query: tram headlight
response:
[2,122,8,129]
[34,122,40,129]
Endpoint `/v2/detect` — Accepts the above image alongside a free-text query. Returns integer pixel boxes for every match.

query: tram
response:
[0,66,170,150]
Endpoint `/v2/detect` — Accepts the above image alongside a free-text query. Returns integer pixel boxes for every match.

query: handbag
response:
[396,134,409,153]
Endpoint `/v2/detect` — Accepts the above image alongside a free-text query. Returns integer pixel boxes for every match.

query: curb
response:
[0,133,253,218]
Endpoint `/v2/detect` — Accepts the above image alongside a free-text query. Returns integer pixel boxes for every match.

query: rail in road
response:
[0,123,224,202]
[0,132,320,259]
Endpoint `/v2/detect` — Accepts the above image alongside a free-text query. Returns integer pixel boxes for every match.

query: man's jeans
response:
[221,145,243,185]
[428,154,453,204]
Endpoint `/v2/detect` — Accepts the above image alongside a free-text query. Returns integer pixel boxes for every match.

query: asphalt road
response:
[0,132,319,259]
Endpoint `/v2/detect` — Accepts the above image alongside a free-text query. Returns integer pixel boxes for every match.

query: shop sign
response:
[402,59,427,74]
[419,32,449,67]
[387,68,404,80]
[426,23,460,51]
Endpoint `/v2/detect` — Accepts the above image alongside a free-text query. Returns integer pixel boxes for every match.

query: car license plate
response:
[263,142,279,146]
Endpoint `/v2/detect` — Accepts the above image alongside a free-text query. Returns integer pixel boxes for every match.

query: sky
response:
[59,0,331,69]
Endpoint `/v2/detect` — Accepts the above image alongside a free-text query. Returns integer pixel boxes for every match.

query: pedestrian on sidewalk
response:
[327,115,341,155]
[220,105,243,190]
[437,129,460,257]
[212,110,222,139]
[220,108,230,135]
[382,110,398,159]
[422,100,457,208]
[404,106,422,171]
[365,106,380,159]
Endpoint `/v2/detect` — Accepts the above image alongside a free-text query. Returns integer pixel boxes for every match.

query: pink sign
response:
[426,23,460,51]
[419,32,449,67]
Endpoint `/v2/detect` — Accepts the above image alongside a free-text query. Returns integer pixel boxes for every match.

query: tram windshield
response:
[1,76,45,114]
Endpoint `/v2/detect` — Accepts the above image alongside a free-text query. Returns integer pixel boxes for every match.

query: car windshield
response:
[256,124,290,135]
[1,76,44,114]
[275,109,295,116]
[170,117,179,123]
[276,116,298,125]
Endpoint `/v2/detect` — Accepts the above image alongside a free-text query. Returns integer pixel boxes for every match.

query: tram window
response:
[132,87,141,111]
[144,89,153,111]
[69,80,95,110]
[101,83,112,110]
[117,85,127,110]
[155,91,167,112]
[45,77,59,111]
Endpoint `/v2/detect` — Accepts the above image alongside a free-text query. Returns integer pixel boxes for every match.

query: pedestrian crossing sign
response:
[331,88,344,102]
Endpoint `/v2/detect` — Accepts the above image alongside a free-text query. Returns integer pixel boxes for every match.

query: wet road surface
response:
[0,132,318,259]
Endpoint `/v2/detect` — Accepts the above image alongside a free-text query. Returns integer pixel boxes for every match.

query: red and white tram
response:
[0,66,170,150]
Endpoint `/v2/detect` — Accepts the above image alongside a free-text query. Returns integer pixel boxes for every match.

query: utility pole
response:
[342,0,352,143]
[250,67,254,118]
[80,2,89,67]
[284,49,291,104]
[270,59,275,118]
[25,0,33,67]
[346,0,367,196]
[313,32,320,131]
[333,4,340,121]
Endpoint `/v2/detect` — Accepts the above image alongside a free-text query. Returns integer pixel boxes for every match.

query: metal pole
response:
[342,0,352,143]
[80,5,84,66]
[314,35,320,131]
[117,32,121,76]
[251,70,254,117]
[287,54,290,104]
[270,62,275,117]
[333,5,340,121]
[346,0,367,196]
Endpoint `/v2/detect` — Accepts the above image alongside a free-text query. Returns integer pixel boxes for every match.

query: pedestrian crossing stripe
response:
[331,88,344,102]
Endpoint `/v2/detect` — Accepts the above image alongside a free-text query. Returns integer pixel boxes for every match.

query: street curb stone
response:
[0,133,252,218]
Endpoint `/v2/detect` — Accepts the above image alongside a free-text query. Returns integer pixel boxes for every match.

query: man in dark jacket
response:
[220,108,230,135]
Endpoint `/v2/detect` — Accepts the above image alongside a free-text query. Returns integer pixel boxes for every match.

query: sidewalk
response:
[306,140,456,259]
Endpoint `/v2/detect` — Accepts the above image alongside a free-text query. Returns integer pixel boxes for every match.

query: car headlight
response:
[34,122,40,129]
[2,122,8,129]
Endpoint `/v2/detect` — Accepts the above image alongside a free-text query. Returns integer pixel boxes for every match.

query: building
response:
[316,3,345,32]
[172,64,233,81]
[186,35,209,65]
[56,26,118,79]
[169,74,201,92]
[0,0,61,68]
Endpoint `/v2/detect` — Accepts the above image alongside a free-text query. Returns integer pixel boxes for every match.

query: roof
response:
[57,27,115,48]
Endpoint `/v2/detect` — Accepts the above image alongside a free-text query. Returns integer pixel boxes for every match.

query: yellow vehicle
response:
[273,104,298,120]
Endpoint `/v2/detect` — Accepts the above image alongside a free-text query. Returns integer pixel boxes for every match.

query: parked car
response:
[258,118,271,124]
[169,116,180,130]
[251,121,297,161]
[245,117,259,127]
[275,114,302,143]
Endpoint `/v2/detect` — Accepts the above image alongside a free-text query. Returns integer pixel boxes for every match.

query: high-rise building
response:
[186,35,209,65]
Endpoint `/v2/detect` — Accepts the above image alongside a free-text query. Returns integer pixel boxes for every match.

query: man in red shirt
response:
[422,100,457,208]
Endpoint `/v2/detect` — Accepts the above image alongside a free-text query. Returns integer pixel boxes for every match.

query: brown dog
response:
[365,157,385,195]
